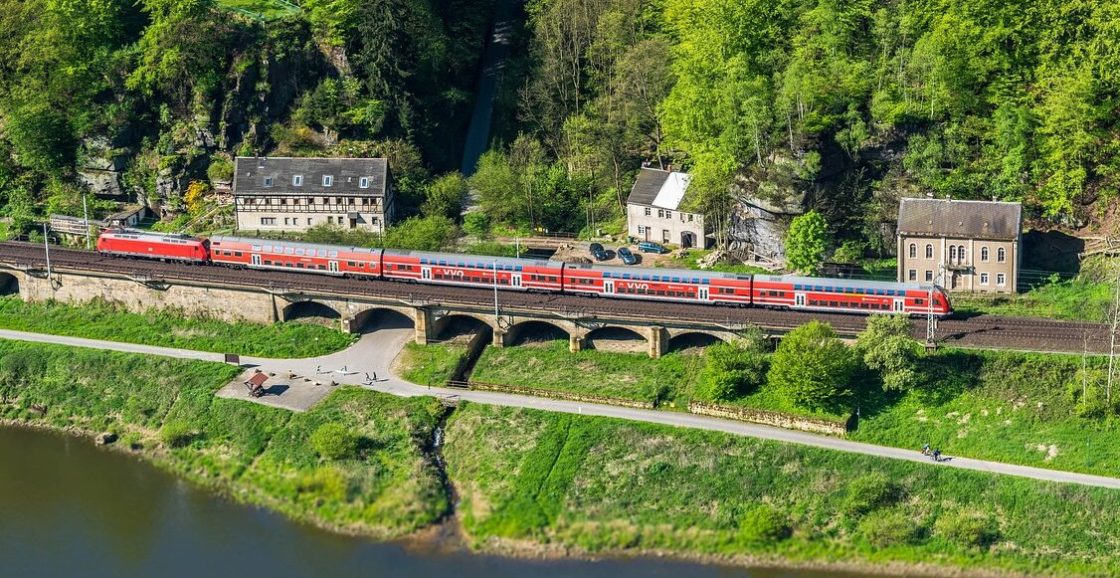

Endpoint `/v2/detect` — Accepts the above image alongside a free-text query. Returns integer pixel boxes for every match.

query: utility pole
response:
[1107,260,1120,405]
[515,238,520,258]
[82,193,91,249]
[492,259,499,321]
[42,222,52,281]
[926,263,944,347]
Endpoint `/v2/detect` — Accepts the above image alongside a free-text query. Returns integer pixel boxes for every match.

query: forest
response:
[1,0,1119,248]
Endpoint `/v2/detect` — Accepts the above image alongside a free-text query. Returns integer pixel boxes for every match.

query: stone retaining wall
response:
[688,401,848,436]
[468,381,655,409]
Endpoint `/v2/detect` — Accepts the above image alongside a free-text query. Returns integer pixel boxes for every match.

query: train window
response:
[264,260,272,266]
[329,251,338,258]
[915,298,924,305]
[318,250,327,257]
[234,252,243,257]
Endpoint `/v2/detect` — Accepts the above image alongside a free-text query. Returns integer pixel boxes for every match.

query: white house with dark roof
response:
[233,157,395,234]
[625,167,708,248]
[896,198,1023,293]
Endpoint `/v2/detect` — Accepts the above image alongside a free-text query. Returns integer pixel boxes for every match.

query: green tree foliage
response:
[462,211,492,239]
[785,210,829,274]
[421,172,469,220]
[310,422,360,460]
[383,215,458,250]
[856,314,924,391]
[696,340,768,402]
[768,321,856,410]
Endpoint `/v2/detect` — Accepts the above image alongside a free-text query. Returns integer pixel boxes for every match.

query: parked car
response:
[638,241,669,254]
[617,247,638,265]
[589,242,609,261]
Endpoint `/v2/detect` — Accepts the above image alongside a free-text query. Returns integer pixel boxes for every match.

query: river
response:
[0,426,876,578]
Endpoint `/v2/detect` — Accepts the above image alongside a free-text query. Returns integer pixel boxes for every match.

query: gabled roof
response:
[897,198,1021,241]
[233,157,389,196]
[626,168,694,211]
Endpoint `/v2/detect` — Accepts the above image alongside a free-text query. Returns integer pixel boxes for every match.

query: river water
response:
[0,426,876,578]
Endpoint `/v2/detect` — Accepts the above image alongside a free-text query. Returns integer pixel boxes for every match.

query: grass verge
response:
[0,340,446,538]
[395,342,468,386]
[0,296,355,358]
[444,402,1120,577]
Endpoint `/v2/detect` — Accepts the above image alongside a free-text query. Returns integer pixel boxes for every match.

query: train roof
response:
[383,249,562,268]
[758,274,944,293]
[570,262,750,281]
[100,228,204,243]
[209,235,381,255]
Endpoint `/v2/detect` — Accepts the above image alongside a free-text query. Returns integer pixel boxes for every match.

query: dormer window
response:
[263,177,273,187]
[323,175,334,187]
[359,177,370,189]
[293,175,304,186]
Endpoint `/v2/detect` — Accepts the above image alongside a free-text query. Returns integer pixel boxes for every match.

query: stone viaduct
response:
[0,265,751,358]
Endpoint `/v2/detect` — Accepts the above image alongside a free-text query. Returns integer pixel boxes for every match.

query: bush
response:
[207,155,234,183]
[842,472,901,517]
[857,314,924,391]
[737,504,791,544]
[768,321,857,410]
[160,420,196,448]
[858,509,924,547]
[311,422,359,460]
[463,211,492,239]
[934,510,1001,548]
[696,342,768,402]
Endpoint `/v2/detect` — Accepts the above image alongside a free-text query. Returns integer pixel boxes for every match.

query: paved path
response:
[4,328,1120,490]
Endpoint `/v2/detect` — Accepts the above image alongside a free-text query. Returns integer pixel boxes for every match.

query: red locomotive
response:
[94,229,953,317]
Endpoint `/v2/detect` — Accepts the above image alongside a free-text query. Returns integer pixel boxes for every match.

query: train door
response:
[251,254,261,267]
[604,280,615,294]
[794,293,805,307]
[329,261,339,273]
[512,274,522,288]
[699,287,709,302]
[421,268,431,281]
[893,298,905,312]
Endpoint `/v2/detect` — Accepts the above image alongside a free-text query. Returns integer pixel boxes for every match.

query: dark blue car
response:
[617,247,638,265]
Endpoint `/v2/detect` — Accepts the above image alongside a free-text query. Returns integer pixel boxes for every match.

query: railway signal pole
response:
[42,222,52,281]
[82,193,91,249]
[492,259,499,320]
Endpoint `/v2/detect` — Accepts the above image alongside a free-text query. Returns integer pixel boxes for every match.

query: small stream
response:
[0,425,883,578]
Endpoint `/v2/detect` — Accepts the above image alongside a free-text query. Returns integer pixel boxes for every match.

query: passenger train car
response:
[95,229,953,317]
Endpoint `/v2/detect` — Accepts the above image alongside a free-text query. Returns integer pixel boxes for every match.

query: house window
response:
[981,247,989,261]
[909,244,916,258]
[261,217,276,225]
[925,270,933,281]
[323,175,334,187]
[307,218,313,225]
[359,177,370,189]
[280,198,288,205]
[644,207,651,216]
[637,225,646,234]
[997,248,1006,262]
[263,177,273,187]
[980,273,989,285]
[958,245,965,261]
[908,269,916,281]
[949,246,957,260]
[348,197,355,205]
[688,214,694,222]
[293,175,303,186]
[657,209,665,218]
[997,273,1006,286]
[665,211,672,219]
[327,216,334,224]
[925,244,933,259]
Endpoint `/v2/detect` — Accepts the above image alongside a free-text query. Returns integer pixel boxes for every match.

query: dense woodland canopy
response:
[1,0,1119,246]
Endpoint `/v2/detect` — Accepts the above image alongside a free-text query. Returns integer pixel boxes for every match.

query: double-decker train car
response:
[752,275,950,316]
[382,250,565,292]
[96,229,210,264]
[562,263,754,305]
[209,236,383,277]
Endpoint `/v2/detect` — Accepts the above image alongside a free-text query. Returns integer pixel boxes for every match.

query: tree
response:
[767,321,856,410]
[421,172,468,220]
[462,211,492,239]
[857,314,924,391]
[696,340,768,402]
[382,215,458,250]
[785,210,829,274]
[310,422,359,460]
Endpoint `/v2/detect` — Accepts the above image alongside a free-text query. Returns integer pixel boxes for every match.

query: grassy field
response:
[0,297,354,357]
[216,0,300,20]
[444,402,1120,577]
[849,348,1120,477]
[952,277,1111,321]
[0,340,447,538]
[470,340,704,405]
[395,342,469,386]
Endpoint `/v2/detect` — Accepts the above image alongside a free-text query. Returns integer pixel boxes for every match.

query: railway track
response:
[0,241,1109,353]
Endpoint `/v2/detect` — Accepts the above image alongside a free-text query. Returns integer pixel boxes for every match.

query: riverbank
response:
[4,340,1120,577]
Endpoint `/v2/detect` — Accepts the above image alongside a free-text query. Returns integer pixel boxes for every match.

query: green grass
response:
[0,297,355,357]
[655,249,774,274]
[952,277,1111,321]
[444,402,1120,577]
[216,0,300,20]
[470,340,704,405]
[0,340,447,537]
[395,342,469,386]
[0,221,9,241]
[848,348,1120,477]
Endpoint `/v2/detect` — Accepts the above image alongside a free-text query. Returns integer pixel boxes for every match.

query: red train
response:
[96,230,952,317]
